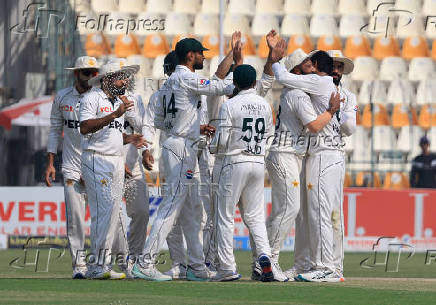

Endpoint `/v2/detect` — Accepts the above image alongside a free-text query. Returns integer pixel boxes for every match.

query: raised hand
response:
[266,29,278,50]
[231,31,242,50]
[142,150,154,171]
[271,39,286,63]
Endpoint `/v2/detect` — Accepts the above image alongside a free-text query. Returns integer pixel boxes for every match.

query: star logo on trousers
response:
[100,178,107,186]
[292,180,299,187]
[307,183,313,190]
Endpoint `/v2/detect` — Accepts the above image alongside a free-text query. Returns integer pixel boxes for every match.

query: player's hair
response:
[310,51,333,75]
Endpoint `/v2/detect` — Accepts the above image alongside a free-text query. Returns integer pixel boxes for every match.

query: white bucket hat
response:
[65,56,99,70]
[88,59,139,86]
[327,50,354,74]
[283,48,309,72]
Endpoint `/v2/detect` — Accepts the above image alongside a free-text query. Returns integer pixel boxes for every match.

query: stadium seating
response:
[366,15,396,37]
[394,0,423,14]
[257,36,271,58]
[202,35,220,59]
[367,0,395,15]
[173,0,201,13]
[373,37,401,60]
[104,12,132,38]
[165,13,193,36]
[387,79,414,105]
[361,104,390,127]
[344,36,372,59]
[416,79,436,105]
[91,0,118,12]
[256,0,283,15]
[228,0,255,16]
[383,172,410,189]
[287,35,314,54]
[142,34,170,58]
[429,127,436,152]
[194,13,219,36]
[339,0,367,16]
[373,125,396,151]
[391,104,412,128]
[310,15,338,37]
[317,35,342,51]
[425,19,436,39]
[152,55,167,80]
[423,0,436,15]
[281,14,310,37]
[311,0,337,15]
[402,36,430,59]
[358,80,387,105]
[355,171,382,187]
[223,14,250,36]
[85,33,112,57]
[126,55,152,77]
[409,57,434,81]
[201,0,222,13]
[397,126,425,156]
[252,14,280,37]
[344,172,352,187]
[118,0,145,13]
[418,104,436,129]
[379,57,408,81]
[135,12,165,37]
[284,0,311,15]
[146,0,172,13]
[397,16,425,39]
[114,34,140,58]
[339,15,366,38]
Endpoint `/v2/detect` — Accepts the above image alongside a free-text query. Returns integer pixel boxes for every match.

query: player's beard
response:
[332,72,342,86]
[193,60,203,70]
[110,85,126,96]
[78,76,91,91]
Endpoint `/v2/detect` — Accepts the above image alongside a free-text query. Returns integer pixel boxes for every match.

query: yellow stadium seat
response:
[418,104,436,129]
[202,34,220,59]
[391,104,410,128]
[402,36,430,60]
[344,172,352,188]
[114,34,140,58]
[171,34,195,50]
[142,34,170,58]
[383,172,409,190]
[373,37,400,60]
[317,35,342,52]
[287,35,314,54]
[85,33,111,58]
[361,104,390,128]
[344,36,371,59]
[355,171,381,188]
[226,33,256,56]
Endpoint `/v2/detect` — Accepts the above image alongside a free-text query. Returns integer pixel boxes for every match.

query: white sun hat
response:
[88,59,140,86]
[283,48,309,71]
[327,50,354,74]
[65,56,99,70]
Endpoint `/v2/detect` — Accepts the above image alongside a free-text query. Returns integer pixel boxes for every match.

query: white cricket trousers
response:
[63,177,87,268]
[81,151,128,267]
[265,151,304,263]
[124,168,149,257]
[305,150,345,273]
[142,136,204,270]
[215,155,271,272]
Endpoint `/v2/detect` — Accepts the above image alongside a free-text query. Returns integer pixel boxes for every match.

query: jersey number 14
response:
[163,93,178,119]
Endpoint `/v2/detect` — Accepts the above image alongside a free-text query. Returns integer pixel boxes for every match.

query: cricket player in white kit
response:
[271,41,346,282]
[266,49,342,280]
[327,50,357,279]
[79,60,146,279]
[133,38,237,281]
[211,64,280,282]
[45,56,99,279]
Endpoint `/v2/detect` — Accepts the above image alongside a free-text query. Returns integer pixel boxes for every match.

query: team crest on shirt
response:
[353,105,359,112]
[185,170,194,179]
[200,79,210,86]
[100,178,108,186]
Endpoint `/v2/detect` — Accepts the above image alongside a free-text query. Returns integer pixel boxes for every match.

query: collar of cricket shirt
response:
[237,88,256,95]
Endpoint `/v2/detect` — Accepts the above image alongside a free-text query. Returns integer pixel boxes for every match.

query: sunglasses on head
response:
[80,69,98,77]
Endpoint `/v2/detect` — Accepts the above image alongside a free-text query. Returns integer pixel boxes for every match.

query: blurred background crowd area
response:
[0,0,435,188]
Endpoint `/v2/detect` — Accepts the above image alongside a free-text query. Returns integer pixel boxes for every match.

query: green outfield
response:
[1,249,436,305]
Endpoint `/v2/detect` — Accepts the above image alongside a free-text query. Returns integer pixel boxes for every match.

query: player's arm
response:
[265,106,275,152]
[304,93,341,133]
[122,95,143,133]
[45,95,63,187]
[339,91,357,137]
[255,30,277,96]
[140,93,160,171]
[79,96,132,134]
[210,103,232,154]
[215,31,244,79]
[410,158,421,188]
[272,62,325,95]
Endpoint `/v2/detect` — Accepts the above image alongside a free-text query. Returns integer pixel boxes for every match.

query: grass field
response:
[1,249,436,305]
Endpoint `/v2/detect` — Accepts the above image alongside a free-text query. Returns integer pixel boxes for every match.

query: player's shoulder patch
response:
[200,79,210,86]
[56,87,74,101]
[353,105,359,112]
